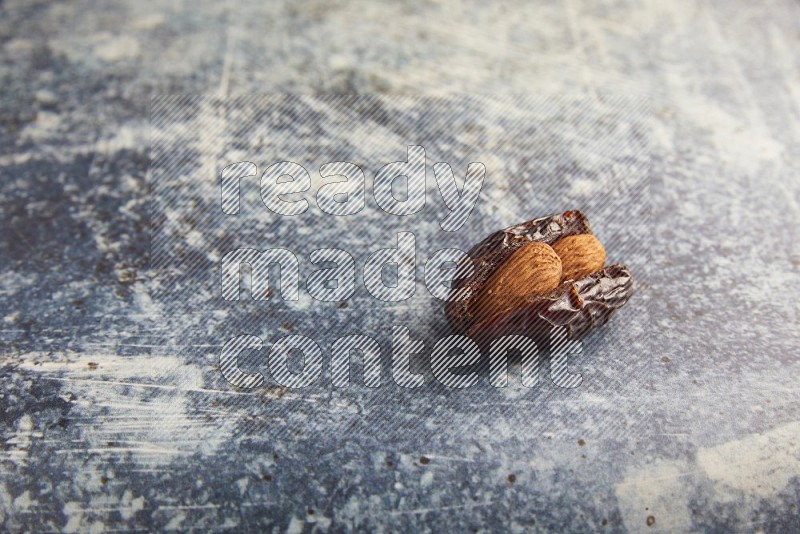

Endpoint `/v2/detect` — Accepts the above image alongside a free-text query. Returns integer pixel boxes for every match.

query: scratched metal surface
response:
[1,1,799,532]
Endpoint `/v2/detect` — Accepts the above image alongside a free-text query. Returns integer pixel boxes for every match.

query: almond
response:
[471,241,562,323]
[551,234,606,281]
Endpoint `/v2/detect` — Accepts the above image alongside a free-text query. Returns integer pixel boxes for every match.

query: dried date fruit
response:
[446,210,633,340]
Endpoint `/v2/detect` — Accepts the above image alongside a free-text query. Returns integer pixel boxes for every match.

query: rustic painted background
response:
[1,0,799,532]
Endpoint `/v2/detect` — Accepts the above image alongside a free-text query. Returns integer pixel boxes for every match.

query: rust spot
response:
[260,385,289,400]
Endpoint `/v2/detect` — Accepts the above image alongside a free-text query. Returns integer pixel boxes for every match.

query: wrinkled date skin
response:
[446,210,633,341]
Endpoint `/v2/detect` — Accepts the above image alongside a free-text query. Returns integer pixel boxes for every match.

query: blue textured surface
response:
[1,1,799,532]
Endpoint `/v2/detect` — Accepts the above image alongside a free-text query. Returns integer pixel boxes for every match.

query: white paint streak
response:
[13,352,238,465]
[615,460,692,533]
[94,35,140,62]
[697,421,800,502]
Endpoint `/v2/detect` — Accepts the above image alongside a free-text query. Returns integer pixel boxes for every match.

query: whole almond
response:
[471,241,562,322]
[551,234,606,281]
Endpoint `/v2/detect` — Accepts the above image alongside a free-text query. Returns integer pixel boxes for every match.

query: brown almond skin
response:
[470,241,562,324]
[551,234,606,281]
